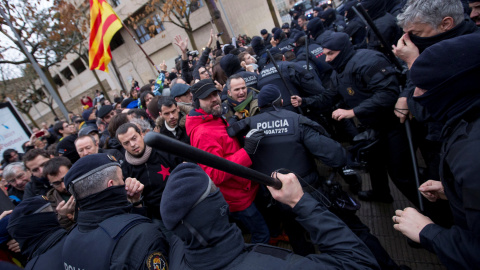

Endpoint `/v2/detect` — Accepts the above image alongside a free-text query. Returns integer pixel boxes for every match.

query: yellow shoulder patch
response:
[146,251,168,270]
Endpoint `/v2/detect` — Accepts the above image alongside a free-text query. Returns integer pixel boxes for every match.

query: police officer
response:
[323,32,418,206]
[228,86,404,269]
[292,34,332,86]
[307,17,333,45]
[257,48,324,113]
[160,162,379,269]
[272,29,294,53]
[7,196,67,270]
[62,154,169,269]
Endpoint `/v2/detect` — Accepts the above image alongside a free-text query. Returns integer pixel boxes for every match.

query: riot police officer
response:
[61,154,169,270]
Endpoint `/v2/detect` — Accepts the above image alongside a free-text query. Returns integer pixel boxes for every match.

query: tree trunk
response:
[41,66,64,103]
[205,0,231,44]
[185,28,198,51]
[266,0,281,28]
[24,111,39,128]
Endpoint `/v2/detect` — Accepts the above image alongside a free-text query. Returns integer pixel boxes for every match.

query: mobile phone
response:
[35,131,45,138]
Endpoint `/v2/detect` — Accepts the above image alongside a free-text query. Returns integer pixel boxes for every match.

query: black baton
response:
[144,132,283,189]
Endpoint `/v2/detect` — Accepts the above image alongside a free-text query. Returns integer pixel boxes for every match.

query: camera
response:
[188,50,199,57]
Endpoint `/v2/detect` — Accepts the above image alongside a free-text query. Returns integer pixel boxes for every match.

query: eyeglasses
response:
[7,172,26,184]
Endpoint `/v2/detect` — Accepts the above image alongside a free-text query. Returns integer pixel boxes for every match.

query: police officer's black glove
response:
[243,129,265,156]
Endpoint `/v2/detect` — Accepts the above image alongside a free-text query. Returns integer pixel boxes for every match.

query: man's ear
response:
[107,179,115,187]
[440,17,455,32]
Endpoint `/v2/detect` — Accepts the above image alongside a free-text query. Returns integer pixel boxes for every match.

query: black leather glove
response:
[243,129,265,155]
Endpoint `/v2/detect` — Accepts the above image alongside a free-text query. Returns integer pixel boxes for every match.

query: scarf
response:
[409,20,478,53]
[227,90,254,117]
[125,145,153,165]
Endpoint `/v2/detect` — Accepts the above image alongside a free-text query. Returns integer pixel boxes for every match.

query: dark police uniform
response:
[167,193,379,270]
[24,230,66,270]
[257,61,324,113]
[63,206,169,270]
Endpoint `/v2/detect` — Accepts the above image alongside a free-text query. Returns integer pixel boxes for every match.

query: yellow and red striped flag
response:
[89,0,122,72]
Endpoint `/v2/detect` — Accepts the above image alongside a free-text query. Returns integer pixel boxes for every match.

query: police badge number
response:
[146,252,168,270]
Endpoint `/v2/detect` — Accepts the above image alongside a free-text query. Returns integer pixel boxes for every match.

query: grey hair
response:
[3,162,26,180]
[68,165,119,199]
[397,0,464,29]
[226,74,244,90]
[130,118,152,133]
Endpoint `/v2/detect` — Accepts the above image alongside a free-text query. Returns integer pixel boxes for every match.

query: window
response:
[186,0,204,15]
[72,58,86,74]
[110,31,125,51]
[53,75,64,87]
[110,0,121,7]
[135,14,166,44]
[60,67,74,81]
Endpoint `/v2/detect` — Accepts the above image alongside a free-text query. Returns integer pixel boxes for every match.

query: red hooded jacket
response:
[185,108,258,212]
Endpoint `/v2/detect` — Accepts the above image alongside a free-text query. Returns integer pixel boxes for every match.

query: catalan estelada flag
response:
[89,0,122,72]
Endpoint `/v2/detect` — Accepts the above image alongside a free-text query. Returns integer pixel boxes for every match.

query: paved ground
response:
[354,173,446,269]
[244,171,446,270]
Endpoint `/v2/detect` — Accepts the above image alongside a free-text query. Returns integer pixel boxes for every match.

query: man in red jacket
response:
[185,79,270,244]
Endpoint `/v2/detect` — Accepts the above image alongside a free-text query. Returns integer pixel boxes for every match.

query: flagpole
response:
[119,21,161,74]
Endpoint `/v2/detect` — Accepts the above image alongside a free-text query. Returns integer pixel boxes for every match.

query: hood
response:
[220,54,242,77]
[307,17,325,39]
[344,0,358,21]
[172,191,245,269]
[320,9,336,27]
[361,0,386,20]
[186,108,217,137]
[251,36,265,56]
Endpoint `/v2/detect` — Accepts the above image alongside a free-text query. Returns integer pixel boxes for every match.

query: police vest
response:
[292,59,322,84]
[62,214,151,270]
[25,234,66,270]
[237,71,258,90]
[257,63,299,113]
[248,110,316,180]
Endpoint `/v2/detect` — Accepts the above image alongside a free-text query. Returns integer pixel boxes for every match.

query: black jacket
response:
[419,102,480,269]
[121,148,183,219]
[168,192,379,269]
[23,176,50,200]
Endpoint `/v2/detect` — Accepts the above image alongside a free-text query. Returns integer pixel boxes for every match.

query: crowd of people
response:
[0,0,479,268]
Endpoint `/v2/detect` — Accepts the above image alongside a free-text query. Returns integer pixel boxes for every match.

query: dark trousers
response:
[230,202,270,244]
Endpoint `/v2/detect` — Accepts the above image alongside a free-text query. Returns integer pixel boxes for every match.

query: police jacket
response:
[122,148,183,220]
[63,186,169,270]
[257,61,324,113]
[276,37,294,53]
[366,13,400,52]
[229,107,346,186]
[294,44,333,85]
[185,108,258,212]
[25,229,66,270]
[23,176,50,200]
[419,102,480,269]
[345,16,367,46]
[168,192,379,269]
[330,48,399,128]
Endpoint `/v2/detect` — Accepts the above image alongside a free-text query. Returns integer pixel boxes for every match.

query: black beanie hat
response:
[191,79,219,101]
[273,28,284,41]
[282,23,290,29]
[160,163,212,230]
[63,153,120,189]
[220,54,241,77]
[271,27,280,35]
[258,85,281,107]
[322,32,350,51]
[97,104,113,119]
[260,29,268,35]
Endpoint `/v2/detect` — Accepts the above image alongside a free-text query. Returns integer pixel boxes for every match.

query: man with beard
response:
[43,157,76,230]
[22,149,51,199]
[470,0,480,26]
[185,79,270,244]
[117,123,182,227]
